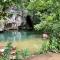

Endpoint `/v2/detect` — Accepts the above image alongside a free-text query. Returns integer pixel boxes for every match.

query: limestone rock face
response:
[0,19,5,31]
[3,6,34,30]
[4,6,28,30]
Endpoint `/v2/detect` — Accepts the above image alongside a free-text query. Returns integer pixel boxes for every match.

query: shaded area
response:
[26,15,34,30]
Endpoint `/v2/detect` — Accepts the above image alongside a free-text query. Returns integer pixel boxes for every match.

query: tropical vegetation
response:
[0,0,60,60]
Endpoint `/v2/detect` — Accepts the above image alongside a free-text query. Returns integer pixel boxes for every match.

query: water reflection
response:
[0,31,40,42]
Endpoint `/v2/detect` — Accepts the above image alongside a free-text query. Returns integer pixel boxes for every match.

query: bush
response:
[49,37,58,52]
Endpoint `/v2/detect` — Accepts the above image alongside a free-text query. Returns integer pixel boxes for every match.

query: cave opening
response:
[26,15,34,30]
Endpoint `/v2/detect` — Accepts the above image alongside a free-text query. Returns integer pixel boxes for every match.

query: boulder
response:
[42,33,49,39]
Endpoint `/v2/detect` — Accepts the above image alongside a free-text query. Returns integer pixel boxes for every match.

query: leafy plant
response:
[35,41,49,55]
[21,48,31,58]
[49,37,58,52]
[16,50,24,60]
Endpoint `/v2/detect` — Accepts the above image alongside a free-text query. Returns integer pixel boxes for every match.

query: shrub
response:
[49,37,58,52]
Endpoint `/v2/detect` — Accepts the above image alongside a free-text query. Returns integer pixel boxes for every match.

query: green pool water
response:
[0,30,41,42]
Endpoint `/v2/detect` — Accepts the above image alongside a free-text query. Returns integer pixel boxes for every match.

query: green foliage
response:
[27,0,53,10]
[52,22,60,35]
[0,42,23,60]
[3,42,12,58]
[49,37,59,52]
[0,42,12,60]
[0,0,60,55]
[35,41,49,55]
[16,50,23,60]
[0,0,30,20]
[27,0,60,34]
[21,48,31,58]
